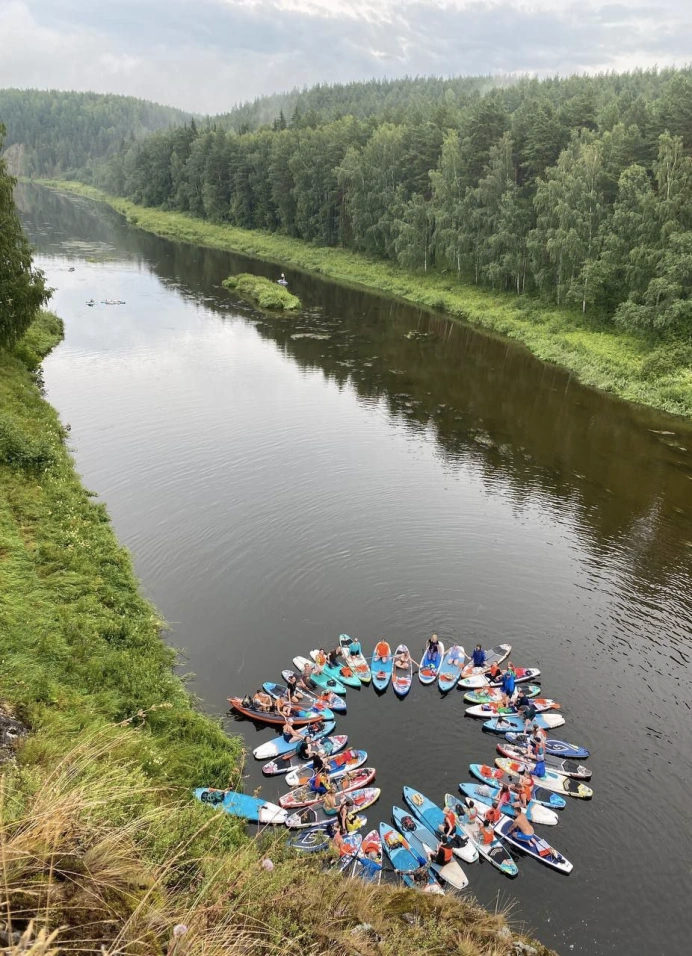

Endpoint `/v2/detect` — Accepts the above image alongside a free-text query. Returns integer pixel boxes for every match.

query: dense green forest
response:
[0,89,190,177]
[90,69,692,341]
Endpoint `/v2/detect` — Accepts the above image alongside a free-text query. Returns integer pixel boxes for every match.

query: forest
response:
[0,89,189,177]
[4,70,692,342]
[90,69,692,341]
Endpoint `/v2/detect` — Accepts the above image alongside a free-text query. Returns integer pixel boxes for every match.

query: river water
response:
[17,185,692,955]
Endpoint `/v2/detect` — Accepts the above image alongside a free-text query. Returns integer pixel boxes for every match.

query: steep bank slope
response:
[0,312,554,955]
[36,180,692,420]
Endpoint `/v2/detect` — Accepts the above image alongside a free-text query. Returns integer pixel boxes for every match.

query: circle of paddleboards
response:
[293,656,347,695]
[443,794,518,878]
[284,748,367,787]
[339,634,372,684]
[309,649,362,689]
[194,788,287,824]
[494,816,572,874]
[279,767,377,809]
[504,732,590,759]
[279,671,348,713]
[463,683,541,704]
[371,642,394,691]
[496,742,592,780]
[392,806,468,889]
[468,765,566,809]
[285,787,381,828]
[392,644,414,698]
[495,758,593,799]
[438,644,466,692]
[229,696,329,726]
[252,721,337,761]
[483,713,565,734]
[419,640,445,685]
[466,699,559,718]
[402,786,478,863]
[262,734,349,775]
[458,782,559,826]
[459,666,541,690]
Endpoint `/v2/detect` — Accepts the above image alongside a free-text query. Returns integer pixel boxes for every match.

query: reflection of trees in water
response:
[19,186,692,609]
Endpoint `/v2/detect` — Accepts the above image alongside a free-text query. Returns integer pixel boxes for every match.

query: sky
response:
[1,0,691,114]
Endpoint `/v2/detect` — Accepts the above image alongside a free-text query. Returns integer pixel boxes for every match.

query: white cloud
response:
[0,0,690,113]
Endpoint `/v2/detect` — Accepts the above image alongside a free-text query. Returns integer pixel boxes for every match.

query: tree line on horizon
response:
[5,71,692,339]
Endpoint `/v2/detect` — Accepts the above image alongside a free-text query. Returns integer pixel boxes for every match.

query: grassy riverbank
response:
[35,178,692,419]
[0,312,553,953]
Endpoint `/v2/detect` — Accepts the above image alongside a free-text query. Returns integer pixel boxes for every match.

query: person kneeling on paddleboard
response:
[428,835,454,867]
[394,646,412,670]
[448,645,464,666]
[308,769,330,795]
[337,797,355,834]
[480,817,496,845]
[374,640,390,661]
[472,644,487,668]
[487,660,502,682]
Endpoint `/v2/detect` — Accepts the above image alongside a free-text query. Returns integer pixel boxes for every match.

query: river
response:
[17,184,692,956]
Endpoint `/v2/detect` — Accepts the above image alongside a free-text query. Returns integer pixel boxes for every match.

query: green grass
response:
[222,273,301,311]
[0,310,554,955]
[35,179,692,418]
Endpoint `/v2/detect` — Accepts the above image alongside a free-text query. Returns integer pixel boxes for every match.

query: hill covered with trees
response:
[92,69,692,343]
[0,89,190,178]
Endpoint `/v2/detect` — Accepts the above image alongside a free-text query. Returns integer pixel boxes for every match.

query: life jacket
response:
[437,844,454,864]
[361,836,380,856]
[376,642,389,658]
[486,806,502,825]
[315,652,327,666]
[444,808,456,831]
[481,825,495,845]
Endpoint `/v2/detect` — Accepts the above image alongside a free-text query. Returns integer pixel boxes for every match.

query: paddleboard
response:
[504,732,590,760]
[438,645,466,692]
[279,671,347,713]
[285,787,380,828]
[459,666,541,690]
[252,721,337,761]
[286,826,333,853]
[463,684,541,704]
[352,829,383,883]
[310,649,362,689]
[468,764,566,809]
[392,807,468,889]
[284,748,367,787]
[495,758,593,799]
[293,656,347,695]
[458,782,559,826]
[371,641,393,691]
[494,816,572,874]
[279,767,376,809]
[339,634,372,684]
[419,640,445,685]
[483,713,565,734]
[229,696,329,726]
[443,794,518,878]
[496,743,591,780]
[194,788,287,824]
[392,644,414,698]
[402,786,478,863]
[466,699,559,718]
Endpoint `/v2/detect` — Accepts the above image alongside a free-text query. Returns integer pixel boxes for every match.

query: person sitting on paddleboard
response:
[323,786,339,815]
[314,649,328,672]
[374,640,390,661]
[508,811,560,859]
[480,816,496,845]
[464,797,479,824]
[275,696,292,719]
[512,771,533,809]
[337,797,355,834]
[349,637,362,655]
[442,804,457,840]
[447,644,464,666]
[472,644,487,668]
[282,717,302,743]
[394,646,412,669]
[284,672,303,701]
[486,660,502,682]
[253,689,272,712]
[485,802,502,826]
[428,835,454,867]
[328,647,342,668]
[308,768,330,795]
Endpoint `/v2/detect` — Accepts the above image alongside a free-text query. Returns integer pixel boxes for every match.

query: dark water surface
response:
[17,185,692,955]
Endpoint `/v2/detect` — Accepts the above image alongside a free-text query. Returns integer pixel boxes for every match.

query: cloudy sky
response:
[1,0,691,114]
